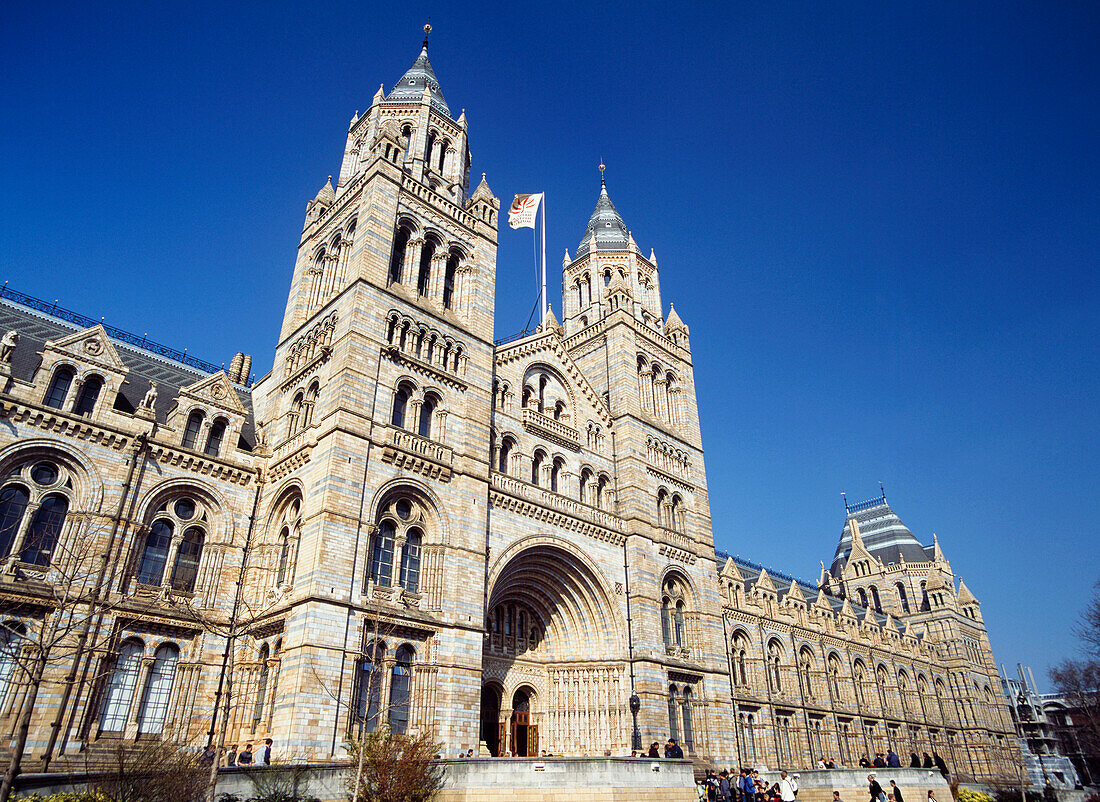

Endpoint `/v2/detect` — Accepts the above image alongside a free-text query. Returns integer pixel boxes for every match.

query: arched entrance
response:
[509,687,537,757]
[479,684,501,756]
[482,541,628,756]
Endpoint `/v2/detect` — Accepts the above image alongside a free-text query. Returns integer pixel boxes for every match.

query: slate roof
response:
[716,550,909,634]
[830,496,930,576]
[0,294,255,450]
[384,44,452,118]
[574,180,639,259]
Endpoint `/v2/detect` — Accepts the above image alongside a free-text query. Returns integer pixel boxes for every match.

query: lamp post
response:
[629,692,642,752]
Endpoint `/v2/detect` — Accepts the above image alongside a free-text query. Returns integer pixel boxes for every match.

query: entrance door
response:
[480,685,501,756]
[510,710,529,757]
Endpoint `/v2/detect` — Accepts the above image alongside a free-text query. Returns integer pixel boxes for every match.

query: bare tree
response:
[1049,580,1100,758]
[0,519,129,802]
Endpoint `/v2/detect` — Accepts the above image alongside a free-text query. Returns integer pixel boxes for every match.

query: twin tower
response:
[249,35,730,758]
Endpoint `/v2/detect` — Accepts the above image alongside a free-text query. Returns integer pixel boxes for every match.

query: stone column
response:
[403,238,424,285]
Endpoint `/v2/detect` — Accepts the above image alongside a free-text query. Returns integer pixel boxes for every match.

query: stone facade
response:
[0,34,1021,786]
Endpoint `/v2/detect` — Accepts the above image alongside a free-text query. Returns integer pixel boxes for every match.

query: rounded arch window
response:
[369,494,433,593]
[274,493,303,587]
[0,457,77,566]
[136,495,210,591]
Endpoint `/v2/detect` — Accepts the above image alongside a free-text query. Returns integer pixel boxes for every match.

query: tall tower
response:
[250,28,500,754]
[560,171,734,757]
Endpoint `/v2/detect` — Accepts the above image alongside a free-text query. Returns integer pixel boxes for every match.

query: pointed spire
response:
[350,109,359,127]
[818,561,829,587]
[932,533,946,563]
[575,165,639,258]
[665,303,686,332]
[649,247,657,265]
[543,303,562,335]
[719,557,745,584]
[373,83,385,104]
[784,582,807,606]
[314,176,335,206]
[815,589,833,612]
[458,109,467,128]
[384,28,451,116]
[839,596,856,621]
[754,568,777,596]
[471,172,495,204]
[924,566,948,591]
[958,579,979,606]
[562,248,572,267]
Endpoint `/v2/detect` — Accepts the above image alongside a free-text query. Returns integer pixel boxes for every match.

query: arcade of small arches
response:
[383,311,468,376]
[387,218,469,312]
[283,313,337,378]
[636,354,685,428]
[491,431,612,510]
[519,365,573,425]
[305,217,357,315]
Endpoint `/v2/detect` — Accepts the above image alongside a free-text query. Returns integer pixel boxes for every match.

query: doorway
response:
[479,685,501,756]
[509,688,538,757]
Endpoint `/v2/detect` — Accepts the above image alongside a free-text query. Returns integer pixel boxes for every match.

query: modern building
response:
[0,32,1022,785]
[1001,664,1082,789]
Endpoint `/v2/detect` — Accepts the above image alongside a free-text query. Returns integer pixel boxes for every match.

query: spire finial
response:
[598,161,606,187]
[423,20,432,49]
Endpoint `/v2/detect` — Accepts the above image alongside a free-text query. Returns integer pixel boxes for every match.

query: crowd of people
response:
[199,737,275,768]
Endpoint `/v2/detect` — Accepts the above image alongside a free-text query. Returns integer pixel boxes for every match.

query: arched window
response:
[856,588,868,608]
[531,450,545,486]
[389,227,410,284]
[137,520,173,586]
[498,437,514,474]
[253,644,270,732]
[288,392,303,435]
[73,375,103,417]
[100,639,143,732]
[369,520,396,587]
[732,633,749,685]
[418,392,438,438]
[417,237,437,296]
[204,418,227,457]
[767,641,783,692]
[399,528,421,593]
[656,489,668,527]
[870,585,882,612]
[667,685,680,742]
[43,367,74,409]
[391,382,412,429]
[0,485,29,559]
[661,597,671,648]
[877,665,890,710]
[798,648,815,699]
[170,527,204,592]
[137,643,179,735]
[828,654,842,700]
[670,494,684,532]
[21,493,67,565]
[896,583,911,613]
[443,251,459,309]
[303,383,319,428]
[550,457,563,493]
[355,642,385,733]
[674,601,685,647]
[854,661,867,707]
[181,411,205,449]
[274,496,302,588]
[0,623,25,708]
[389,645,414,734]
[681,687,694,751]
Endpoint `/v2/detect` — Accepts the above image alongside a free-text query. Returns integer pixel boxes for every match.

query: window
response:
[767,641,783,692]
[181,411,205,449]
[136,496,209,591]
[170,527,204,592]
[870,585,882,612]
[389,646,413,734]
[550,457,563,493]
[662,575,691,651]
[100,639,143,732]
[732,633,749,685]
[253,644,270,732]
[204,418,227,457]
[369,520,396,586]
[856,588,868,608]
[355,643,385,733]
[739,712,757,764]
[667,685,680,742]
[661,598,671,648]
[274,496,302,587]
[828,655,842,700]
[417,237,438,296]
[43,367,74,409]
[498,436,514,474]
[531,450,545,486]
[391,382,412,429]
[137,643,179,735]
[73,375,103,416]
[418,392,438,438]
[0,624,25,708]
[0,460,74,565]
[443,251,459,309]
[681,687,694,751]
[399,529,421,593]
[896,582,911,613]
[798,648,815,699]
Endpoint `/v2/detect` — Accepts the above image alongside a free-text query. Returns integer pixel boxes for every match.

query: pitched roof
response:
[831,496,929,576]
[574,179,639,259]
[384,44,451,117]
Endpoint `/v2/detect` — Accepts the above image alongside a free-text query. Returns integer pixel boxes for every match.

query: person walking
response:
[886,749,900,768]
[648,741,661,758]
[739,767,756,802]
[779,771,796,802]
[890,780,904,802]
[237,743,254,767]
[909,753,920,768]
[868,774,886,802]
[932,752,948,779]
[226,744,238,766]
[261,738,273,766]
[665,738,684,758]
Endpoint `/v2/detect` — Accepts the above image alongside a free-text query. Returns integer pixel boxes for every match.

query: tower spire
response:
[423,20,431,49]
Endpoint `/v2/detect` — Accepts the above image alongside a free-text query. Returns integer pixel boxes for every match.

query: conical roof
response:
[314,176,335,205]
[575,179,638,259]
[830,496,929,576]
[385,44,451,117]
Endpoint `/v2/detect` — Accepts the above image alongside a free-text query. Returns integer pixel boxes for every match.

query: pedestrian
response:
[873,753,886,768]
[779,771,796,802]
[833,792,843,802]
[921,752,933,769]
[931,752,948,779]
[890,780,904,802]
[226,744,238,766]
[665,738,684,758]
[718,769,732,802]
[859,755,871,768]
[740,767,756,802]
[927,792,938,802]
[199,746,216,766]
[237,743,254,767]
[648,741,662,758]
[868,774,886,802]
[886,749,900,768]
[909,753,920,768]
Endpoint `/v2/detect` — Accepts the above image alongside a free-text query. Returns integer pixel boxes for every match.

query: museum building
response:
[0,35,1021,784]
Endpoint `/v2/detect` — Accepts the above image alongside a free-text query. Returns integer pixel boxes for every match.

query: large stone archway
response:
[481,541,629,756]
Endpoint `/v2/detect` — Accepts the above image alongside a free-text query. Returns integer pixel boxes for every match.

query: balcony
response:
[522,407,580,450]
[381,425,454,481]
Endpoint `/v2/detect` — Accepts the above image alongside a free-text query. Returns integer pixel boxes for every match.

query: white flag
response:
[508,193,543,229]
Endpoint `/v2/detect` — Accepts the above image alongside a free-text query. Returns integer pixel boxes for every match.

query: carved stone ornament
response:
[84,337,103,355]
[211,383,227,400]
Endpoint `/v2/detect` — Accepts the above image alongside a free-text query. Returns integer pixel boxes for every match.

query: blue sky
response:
[2,2,1097,688]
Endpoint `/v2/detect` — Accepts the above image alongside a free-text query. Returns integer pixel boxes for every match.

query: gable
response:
[44,324,129,375]
[178,371,247,415]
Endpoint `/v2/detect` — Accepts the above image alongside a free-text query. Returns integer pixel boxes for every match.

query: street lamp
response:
[629,691,642,752]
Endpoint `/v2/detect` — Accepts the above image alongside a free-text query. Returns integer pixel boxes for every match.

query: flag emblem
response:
[508,193,543,229]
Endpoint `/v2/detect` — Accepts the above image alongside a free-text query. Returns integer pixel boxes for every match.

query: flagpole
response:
[540,195,547,328]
